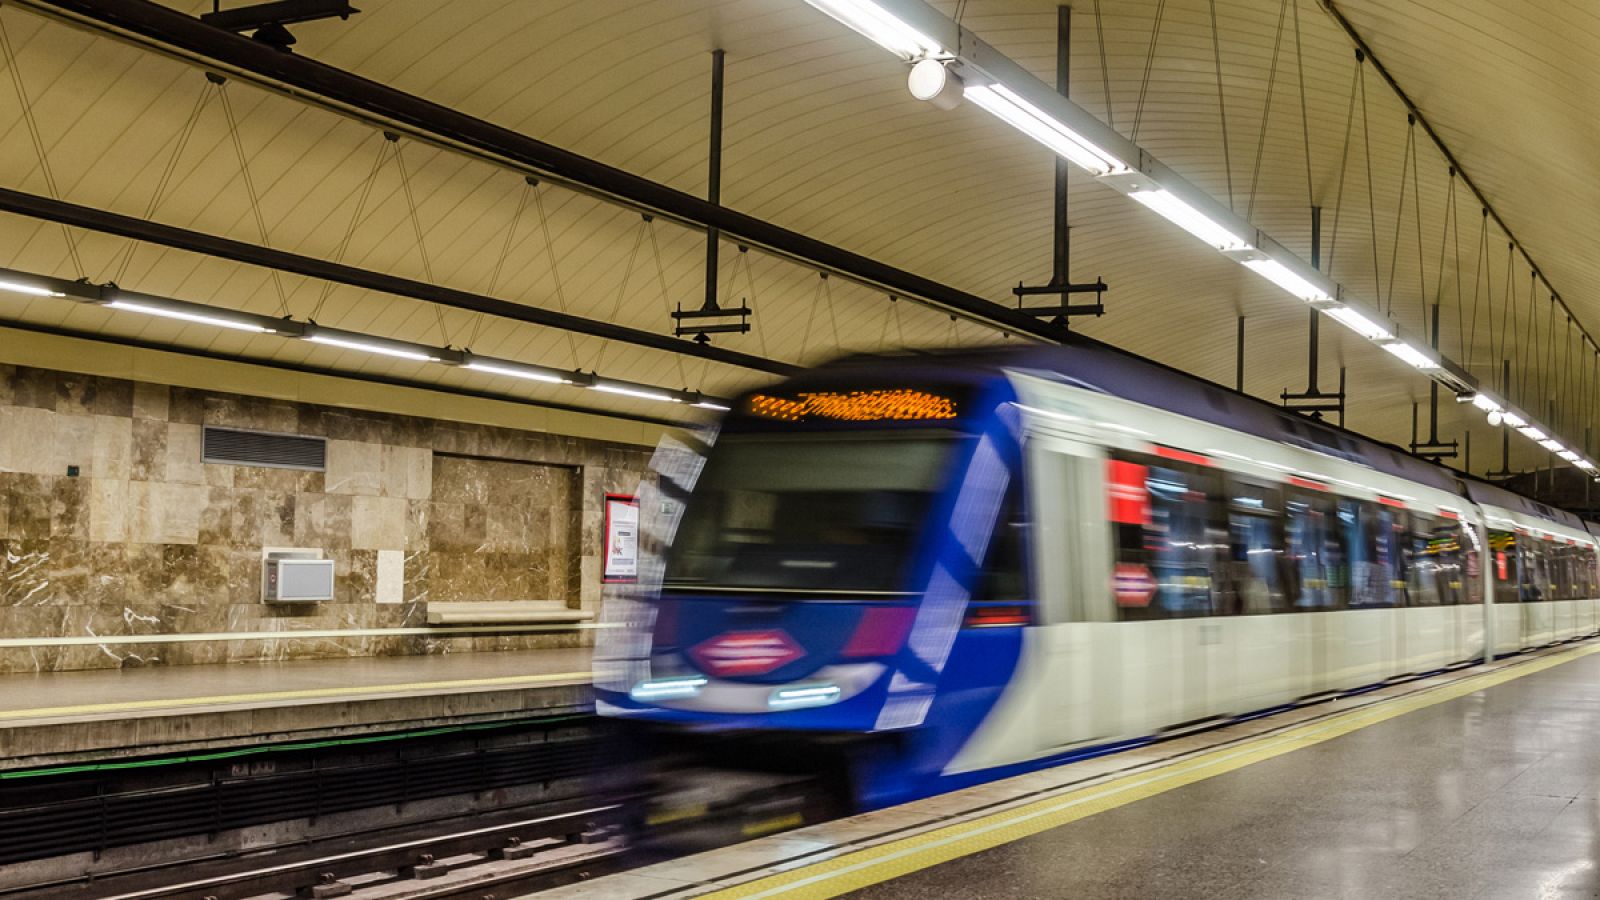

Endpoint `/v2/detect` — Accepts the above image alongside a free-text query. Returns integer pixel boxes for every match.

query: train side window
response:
[1521,539,1547,602]
[1407,513,1446,606]
[1345,499,1393,608]
[978,485,1029,603]
[1489,531,1519,604]
[1375,506,1409,607]
[1286,492,1345,610]
[1225,480,1289,614]
[1107,453,1219,619]
[1459,522,1483,604]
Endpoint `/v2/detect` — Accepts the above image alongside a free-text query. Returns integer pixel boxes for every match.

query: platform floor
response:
[565,640,1600,900]
[1,649,592,770]
[848,646,1600,898]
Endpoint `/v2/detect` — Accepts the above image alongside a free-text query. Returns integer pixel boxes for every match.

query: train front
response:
[597,363,1031,821]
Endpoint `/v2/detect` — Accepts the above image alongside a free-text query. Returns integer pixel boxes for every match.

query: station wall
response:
[0,363,655,674]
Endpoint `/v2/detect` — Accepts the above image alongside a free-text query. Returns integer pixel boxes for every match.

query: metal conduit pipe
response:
[0,186,799,377]
[12,0,1065,345]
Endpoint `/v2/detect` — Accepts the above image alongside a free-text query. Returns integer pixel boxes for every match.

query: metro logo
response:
[689,630,804,677]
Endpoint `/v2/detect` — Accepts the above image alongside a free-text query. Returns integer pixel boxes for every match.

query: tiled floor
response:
[845,649,1600,899]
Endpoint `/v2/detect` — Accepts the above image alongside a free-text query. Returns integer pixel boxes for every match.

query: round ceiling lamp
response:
[908,58,964,111]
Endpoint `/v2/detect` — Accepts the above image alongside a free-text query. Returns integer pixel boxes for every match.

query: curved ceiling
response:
[0,0,1592,471]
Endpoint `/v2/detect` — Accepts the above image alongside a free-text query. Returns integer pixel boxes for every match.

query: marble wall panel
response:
[89,479,130,543]
[164,423,206,485]
[325,439,382,496]
[0,406,58,475]
[92,415,134,481]
[351,495,406,551]
[132,382,170,421]
[0,366,651,673]
[55,373,134,418]
[8,367,56,411]
[129,418,167,481]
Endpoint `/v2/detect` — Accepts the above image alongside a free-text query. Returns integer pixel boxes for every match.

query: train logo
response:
[689,630,805,677]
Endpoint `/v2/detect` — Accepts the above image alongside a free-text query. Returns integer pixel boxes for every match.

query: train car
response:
[595,339,1600,812]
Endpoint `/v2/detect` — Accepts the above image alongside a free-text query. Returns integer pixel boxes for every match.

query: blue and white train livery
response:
[596,339,1600,813]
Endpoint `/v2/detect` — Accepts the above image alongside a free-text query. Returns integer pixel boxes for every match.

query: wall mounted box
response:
[263,554,335,603]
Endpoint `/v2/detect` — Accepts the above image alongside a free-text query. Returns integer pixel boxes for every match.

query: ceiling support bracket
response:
[1011,5,1106,329]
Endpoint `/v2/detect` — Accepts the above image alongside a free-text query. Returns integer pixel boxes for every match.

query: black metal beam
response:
[0,186,797,377]
[17,0,1066,344]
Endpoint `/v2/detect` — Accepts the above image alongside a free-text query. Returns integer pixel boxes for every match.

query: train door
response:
[1022,434,1115,751]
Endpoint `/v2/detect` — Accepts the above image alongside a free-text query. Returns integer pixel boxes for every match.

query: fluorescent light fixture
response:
[1470,393,1502,413]
[1381,341,1439,370]
[1325,306,1395,341]
[308,333,439,363]
[693,400,732,411]
[1500,411,1526,428]
[966,83,1128,175]
[1239,257,1334,304]
[463,359,569,385]
[592,382,682,403]
[768,682,843,710]
[0,277,65,298]
[1541,439,1566,453]
[803,0,944,59]
[1558,450,1582,463]
[106,299,272,334]
[1577,459,1597,471]
[1519,425,1548,441]
[629,675,707,702]
[1126,189,1251,251]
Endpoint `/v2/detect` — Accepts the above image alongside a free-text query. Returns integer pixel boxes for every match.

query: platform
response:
[0,649,592,771]
[559,640,1600,899]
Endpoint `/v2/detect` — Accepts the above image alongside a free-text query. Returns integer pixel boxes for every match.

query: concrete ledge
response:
[426,601,595,626]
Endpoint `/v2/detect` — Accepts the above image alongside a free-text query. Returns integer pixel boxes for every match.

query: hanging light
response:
[803,0,945,60]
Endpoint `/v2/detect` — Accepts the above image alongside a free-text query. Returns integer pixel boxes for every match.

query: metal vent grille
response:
[202,427,327,471]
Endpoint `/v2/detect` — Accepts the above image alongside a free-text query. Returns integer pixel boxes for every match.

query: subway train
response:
[594,339,1600,814]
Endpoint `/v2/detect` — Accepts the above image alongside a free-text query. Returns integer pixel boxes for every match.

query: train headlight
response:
[768,683,843,710]
[629,675,708,702]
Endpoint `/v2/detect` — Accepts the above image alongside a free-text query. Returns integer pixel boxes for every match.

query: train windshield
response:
[664,432,965,594]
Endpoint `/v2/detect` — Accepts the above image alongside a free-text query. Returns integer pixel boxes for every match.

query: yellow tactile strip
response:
[703,643,1600,899]
[0,671,592,722]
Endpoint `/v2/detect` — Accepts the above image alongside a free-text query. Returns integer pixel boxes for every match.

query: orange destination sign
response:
[746,389,959,422]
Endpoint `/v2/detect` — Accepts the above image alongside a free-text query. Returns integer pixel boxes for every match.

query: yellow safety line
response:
[704,643,1600,899]
[0,671,593,721]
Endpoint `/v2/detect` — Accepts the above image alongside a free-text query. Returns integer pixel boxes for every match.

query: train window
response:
[1225,480,1289,614]
[1459,523,1483,604]
[1346,500,1396,608]
[1408,514,1461,606]
[662,433,965,593]
[1286,492,1347,609]
[1521,539,1548,602]
[1490,531,1520,604]
[978,485,1029,603]
[1374,506,1409,607]
[1107,454,1221,619]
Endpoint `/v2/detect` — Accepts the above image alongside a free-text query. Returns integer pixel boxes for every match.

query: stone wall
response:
[0,364,653,673]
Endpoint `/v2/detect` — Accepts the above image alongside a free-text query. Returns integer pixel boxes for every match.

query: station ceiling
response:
[0,0,1592,470]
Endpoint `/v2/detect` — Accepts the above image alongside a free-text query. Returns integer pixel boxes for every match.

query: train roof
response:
[806,335,1581,531]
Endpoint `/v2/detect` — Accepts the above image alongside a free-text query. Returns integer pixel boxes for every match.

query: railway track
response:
[24,803,628,900]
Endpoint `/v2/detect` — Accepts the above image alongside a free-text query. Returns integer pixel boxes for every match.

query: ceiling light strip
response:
[0,266,729,414]
[805,0,1597,476]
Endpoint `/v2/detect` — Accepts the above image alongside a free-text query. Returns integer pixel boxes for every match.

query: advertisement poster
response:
[603,494,639,582]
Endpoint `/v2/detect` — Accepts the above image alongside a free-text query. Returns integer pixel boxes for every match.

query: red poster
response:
[1107,460,1151,526]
